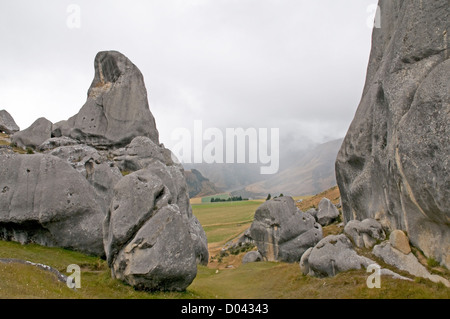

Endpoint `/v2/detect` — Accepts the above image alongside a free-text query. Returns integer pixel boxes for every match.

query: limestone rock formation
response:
[242,251,263,264]
[12,117,52,149]
[0,50,208,291]
[335,0,450,267]
[249,196,322,263]
[300,234,413,282]
[316,198,340,226]
[0,153,105,256]
[299,234,373,277]
[103,168,199,291]
[389,230,411,255]
[344,218,385,249]
[373,241,450,287]
[52,50,159,148]
[0,110,20,134]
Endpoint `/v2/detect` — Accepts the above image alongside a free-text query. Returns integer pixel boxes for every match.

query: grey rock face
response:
[47,144,122,214]
[344,218,385,249]
[0,153,105,256]
[373,241,450,287]
[389,229,411,255]
[242,251,263,264]
[37,137,79,152]
[103,168,199,291]
[316,198,339,226]
[0,110,20,134]
[300,234,373,277]
[335,0,450,268]
[110,205,197,291]
[305,208,317,221]
[113,136,166,172]
[52,51,159,148]
[249,196,322,262]
[12,117,52,149]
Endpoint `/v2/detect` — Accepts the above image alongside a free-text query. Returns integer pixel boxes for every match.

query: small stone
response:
[389,230,411,255]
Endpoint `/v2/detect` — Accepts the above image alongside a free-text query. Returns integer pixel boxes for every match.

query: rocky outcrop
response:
[249,196,322,262]
[335,0,450,267]
[12,117,52,149]
[52,51,159,148]
[47,143,122,214]
[1,50,208,291]
[299,234,411,282]
[316,198,340,226]
[299,234,373,277]
[242,251,263,264]
[0,110,20,134]
[0,153,105,256]
[389,229,411,255]
[103,164,203,291]
[344,218,385,249]
[373,241,450,287]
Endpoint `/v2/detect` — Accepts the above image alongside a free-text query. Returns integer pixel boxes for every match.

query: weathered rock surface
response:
[103,168,199,291]
[45,144,122,214]
[316,198,340,226]
[12,117,52,149]
[389,230,411,255]
[373,241,450,287]
[344,218,385,249]
[335,0,450,267]
[109,205,197,291]
[112,136,166,172]
[0,110,20,134]
[1,50,208,292]
[305,208,317,221]
[300,235,412,282]
[300,234,373,277]
[0,153,105,256]
[249,196,322,262]
[242,251,263,264]
[37,136,79,152]
[52,51,159,148]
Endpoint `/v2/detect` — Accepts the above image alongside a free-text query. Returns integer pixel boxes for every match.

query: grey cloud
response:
[0,0,378,152]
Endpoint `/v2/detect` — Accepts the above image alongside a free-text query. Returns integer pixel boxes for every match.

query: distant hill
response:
[184,169,222,198]
[183,162,265,192]
[184,138,343,198]
[233,138,343,198]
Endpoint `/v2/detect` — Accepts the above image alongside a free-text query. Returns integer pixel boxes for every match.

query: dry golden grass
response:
[296,185,340,211]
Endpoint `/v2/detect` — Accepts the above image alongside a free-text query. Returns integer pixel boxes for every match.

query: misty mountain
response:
[240,138,343,197]
[184,169,222,198]
[184,138,343,198]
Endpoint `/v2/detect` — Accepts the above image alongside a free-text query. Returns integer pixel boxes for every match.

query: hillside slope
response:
[184,169,222,198]
[240,138,343,197]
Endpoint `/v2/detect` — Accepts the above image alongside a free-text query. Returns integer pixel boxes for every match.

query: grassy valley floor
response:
[0,189,449,299]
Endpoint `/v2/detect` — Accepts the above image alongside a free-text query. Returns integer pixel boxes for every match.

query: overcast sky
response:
[0,0,378,152]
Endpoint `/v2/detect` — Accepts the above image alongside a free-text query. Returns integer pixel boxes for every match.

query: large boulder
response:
[11,117,52,149]
[373,241,450,287]
[112,136,166,172]
[316,198,340,226]
[0,153,105,256]
[344,218,385,249]
[242,251,263,264]
[0,110,20,134]
[52,51,159,148]
[47,144,122,214]
[335,0,450,267]
[103,168,199,291]
[300,234,373,277]
[249,196,322,263]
